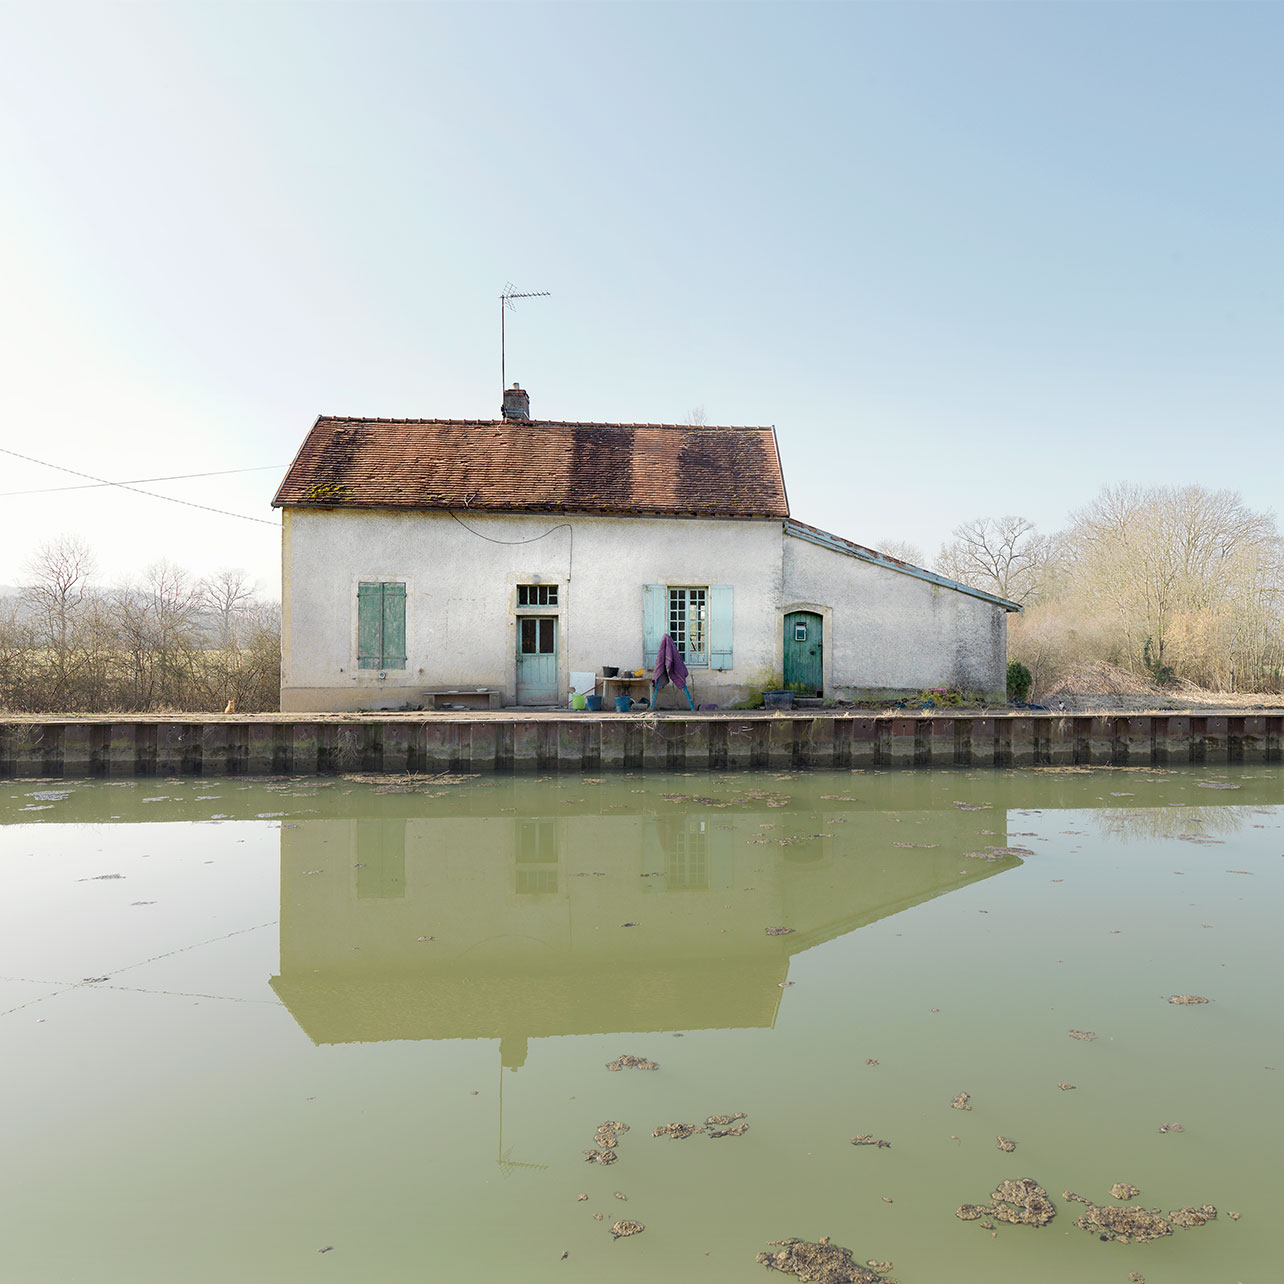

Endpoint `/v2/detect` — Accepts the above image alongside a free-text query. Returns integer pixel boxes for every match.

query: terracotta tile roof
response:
[273,418,789,519]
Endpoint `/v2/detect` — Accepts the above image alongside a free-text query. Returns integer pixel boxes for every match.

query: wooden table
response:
[598,676,652,708]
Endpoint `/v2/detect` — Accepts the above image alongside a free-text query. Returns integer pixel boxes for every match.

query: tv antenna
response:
[500,283,550,391]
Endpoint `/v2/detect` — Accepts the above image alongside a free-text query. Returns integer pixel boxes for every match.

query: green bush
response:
[1006,660,1032,703]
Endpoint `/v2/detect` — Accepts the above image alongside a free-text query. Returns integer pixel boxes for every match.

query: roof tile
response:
[273,418,789,519]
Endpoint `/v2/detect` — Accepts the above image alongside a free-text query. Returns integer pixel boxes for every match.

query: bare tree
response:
[22,535,96,706]
[875,538,926,567]
[200,568,257,647]
[1063,484,1279,678]
[935,516,1051,605]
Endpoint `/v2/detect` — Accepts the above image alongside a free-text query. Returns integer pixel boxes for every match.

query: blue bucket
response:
[614,695,632,713]
[585,694,603,712]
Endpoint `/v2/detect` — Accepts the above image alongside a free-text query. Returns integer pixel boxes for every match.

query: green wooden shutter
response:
[642,584,666,669]
[357,582,382,669]
[382,582,406,668]
[708,584,734,669]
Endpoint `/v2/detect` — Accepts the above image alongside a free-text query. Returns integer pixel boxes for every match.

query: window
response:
[642,584,733,671]
[357,582,406,669]
[668,587,708,665]
[666,821,709,889]
[517,584,558,607]
[516,820,558,894]
[520,616,556,654]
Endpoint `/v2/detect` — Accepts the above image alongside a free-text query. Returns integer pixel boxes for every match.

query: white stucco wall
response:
[280,509,784,711]
[782,533,1008,698]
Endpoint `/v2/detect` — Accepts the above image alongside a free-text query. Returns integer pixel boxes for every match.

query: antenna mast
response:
[500,283,550,390]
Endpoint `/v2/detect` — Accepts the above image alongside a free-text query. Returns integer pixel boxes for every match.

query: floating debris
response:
[583,1148,618,1165]
[652,1121,701,1140]
[609,1220,644,1240]
[765,926,795,936]
[1128,1274,1145,1283]
[997,1136,1016,1153]
[961,850,1007,862]
[606,1054,658,1072]
[1111,1184,1141,1201]
[1169,1205,1218,1228]
[850,1135,891,1148]
[892,842,938,849]
[614,1191,627,1200]
[576,1193,588,1201]
[1196,781,1240,790]
[991,1179,1057,1227]
[1167,994,1210,1005]
[1227,1211,1240,1220]
[953,802,988,811]
[592,1213,603,1221]
[1057,1083,1076,1091]
[1068,1030,1097,1041]
[959,1179,1056,1229]
[951,1092,972,1111]
[1063,1191,1215,1242]
[756,1236,894,1282]
[594,1121,629,1149]
[865,1058,879,1066]
[1158,1122,1185,1133]
[708,1122,750,1139]
[706,1113,747,1127]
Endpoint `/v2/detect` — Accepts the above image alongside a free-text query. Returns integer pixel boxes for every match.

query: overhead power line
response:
[0,464,285,498]
[0,446,279,527]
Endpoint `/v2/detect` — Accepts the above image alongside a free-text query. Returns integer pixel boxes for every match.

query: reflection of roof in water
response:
[270,809,1020,1047]
[270,958,786,1046]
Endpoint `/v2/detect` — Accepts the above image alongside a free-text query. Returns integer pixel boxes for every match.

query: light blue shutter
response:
[708,585,733,669]
[357,583,381,669]
[382,582,406,668]
[642,584,666,670]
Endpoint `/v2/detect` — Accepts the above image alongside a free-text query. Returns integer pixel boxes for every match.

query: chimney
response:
[501,383,530,421]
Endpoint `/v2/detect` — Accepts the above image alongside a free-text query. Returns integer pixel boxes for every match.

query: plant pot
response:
[763,690,795,710]
[600,666,620,678]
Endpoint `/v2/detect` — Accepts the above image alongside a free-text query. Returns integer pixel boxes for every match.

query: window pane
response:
[539,617,555,653]
[520,618,537,653]
[667,587,708,664]
[518,586,530,607]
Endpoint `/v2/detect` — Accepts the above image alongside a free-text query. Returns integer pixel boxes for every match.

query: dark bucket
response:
[585,694,603,712]
[614,696,632,713]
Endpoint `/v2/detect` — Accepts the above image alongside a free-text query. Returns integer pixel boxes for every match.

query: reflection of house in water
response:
[270,802,1019,1065]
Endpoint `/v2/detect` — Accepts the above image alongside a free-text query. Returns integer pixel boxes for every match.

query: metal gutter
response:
[784,519,1023,612]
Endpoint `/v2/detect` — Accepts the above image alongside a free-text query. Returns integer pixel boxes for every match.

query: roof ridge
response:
[315,416,775,431]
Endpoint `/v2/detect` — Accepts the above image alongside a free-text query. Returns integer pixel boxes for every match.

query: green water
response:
[0,767,1279,1283]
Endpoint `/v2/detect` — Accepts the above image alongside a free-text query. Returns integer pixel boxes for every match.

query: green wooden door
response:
[516,616,558,705]
[783,611,823,695]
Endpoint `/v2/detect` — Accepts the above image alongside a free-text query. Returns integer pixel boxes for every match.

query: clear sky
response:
[1,1,1280,596]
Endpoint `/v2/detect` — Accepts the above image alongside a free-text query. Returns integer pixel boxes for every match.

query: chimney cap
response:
[501,384,531,421]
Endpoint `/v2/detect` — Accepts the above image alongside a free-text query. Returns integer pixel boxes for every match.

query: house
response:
[271,386,1020,711]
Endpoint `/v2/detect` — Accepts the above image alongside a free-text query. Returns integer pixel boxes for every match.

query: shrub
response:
[1006,660,1033,703]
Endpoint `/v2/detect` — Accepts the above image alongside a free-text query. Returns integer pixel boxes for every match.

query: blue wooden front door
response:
[516,616,558,705]
[783,611,823,695]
